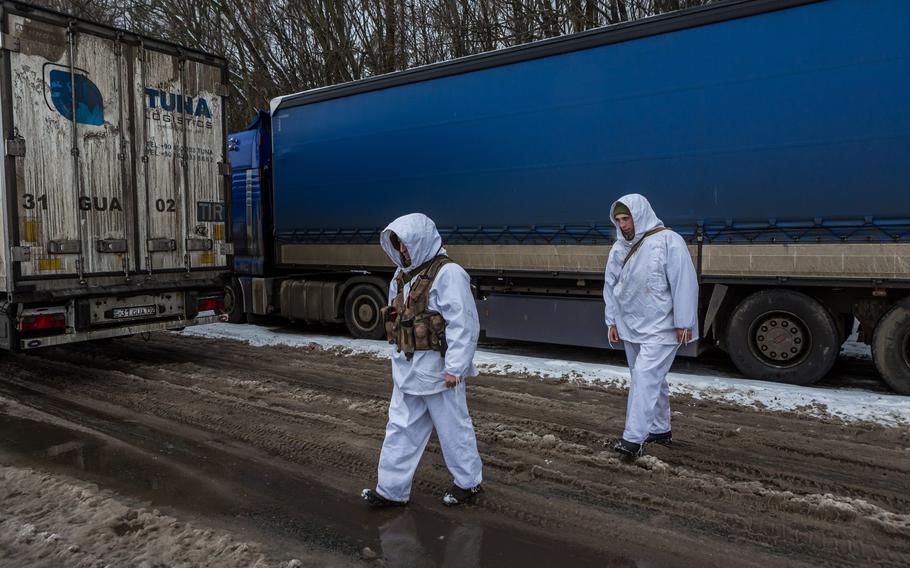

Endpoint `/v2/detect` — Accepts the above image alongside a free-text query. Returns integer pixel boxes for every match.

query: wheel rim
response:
[749,311,811,368]
[351,295,380,333]
[224,285,237,314]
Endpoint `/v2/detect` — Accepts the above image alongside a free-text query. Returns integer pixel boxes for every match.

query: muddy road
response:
[0,333,908,567]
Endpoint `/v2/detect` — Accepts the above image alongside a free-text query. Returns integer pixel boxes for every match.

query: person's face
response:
[615,214,635,240]
[398,238,412,267]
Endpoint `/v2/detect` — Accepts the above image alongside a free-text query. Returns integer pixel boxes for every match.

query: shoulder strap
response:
[622,227,669,268]
[392,270,406,311]
[424,255,453,279]
[403,255,452,311]
[394,270,406,294]
[401,255,451,286]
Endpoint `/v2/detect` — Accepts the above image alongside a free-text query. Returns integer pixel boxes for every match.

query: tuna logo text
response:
[145,88,212,118]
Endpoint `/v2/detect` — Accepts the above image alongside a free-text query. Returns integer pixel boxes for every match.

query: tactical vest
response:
[381,255,453,361]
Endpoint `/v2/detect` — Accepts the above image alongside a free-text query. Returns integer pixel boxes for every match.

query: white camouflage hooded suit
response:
[373,213,483,502]
[603,194,699,445]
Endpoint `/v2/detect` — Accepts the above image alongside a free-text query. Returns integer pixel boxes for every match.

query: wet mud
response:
[0,333,907,567]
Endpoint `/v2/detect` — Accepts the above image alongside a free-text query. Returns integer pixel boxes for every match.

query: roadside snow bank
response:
[181,324,909,427]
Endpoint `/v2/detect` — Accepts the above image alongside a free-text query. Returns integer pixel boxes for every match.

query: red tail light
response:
[18,313,66,332]
[198,297,225,312]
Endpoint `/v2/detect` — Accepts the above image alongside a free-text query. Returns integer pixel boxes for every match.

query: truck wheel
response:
[224,280,246,324]
[872,298,910,395]
[725,290,839,386]
[344,284,386,340]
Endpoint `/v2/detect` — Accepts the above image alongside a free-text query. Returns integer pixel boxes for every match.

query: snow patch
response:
[670,464,910,531]
[180,323,910,427]
[0,465,316,568]
[635,455,671,474]
[841,340,872,361]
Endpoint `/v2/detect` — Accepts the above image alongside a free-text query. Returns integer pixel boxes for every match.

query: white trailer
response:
[0,2,231,350]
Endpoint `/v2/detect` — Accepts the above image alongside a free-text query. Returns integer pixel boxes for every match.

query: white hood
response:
[603,193,699,345]
[380,213,447,272]
[610,193,664,247]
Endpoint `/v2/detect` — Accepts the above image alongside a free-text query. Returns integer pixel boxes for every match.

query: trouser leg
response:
[376,386,433,502]
[650,378,672,435]
[622,342,678,444]
[426,381,483,490]
[623,341,641,373]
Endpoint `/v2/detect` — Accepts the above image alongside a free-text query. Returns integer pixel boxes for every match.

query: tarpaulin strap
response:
[622,227,669,268]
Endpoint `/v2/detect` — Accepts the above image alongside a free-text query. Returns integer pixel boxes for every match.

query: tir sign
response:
[197,201,225,223]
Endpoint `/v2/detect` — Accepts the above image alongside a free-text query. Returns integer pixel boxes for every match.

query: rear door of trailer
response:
[136,37,228,275]
[1,9,227,287]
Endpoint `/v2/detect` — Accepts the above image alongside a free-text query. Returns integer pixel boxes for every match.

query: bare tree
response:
[27,0,714,129]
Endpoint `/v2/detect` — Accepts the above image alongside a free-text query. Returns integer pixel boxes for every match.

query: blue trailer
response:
[227,0,910,393]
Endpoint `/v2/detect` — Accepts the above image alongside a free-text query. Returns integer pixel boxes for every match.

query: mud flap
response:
[0,312,13,350]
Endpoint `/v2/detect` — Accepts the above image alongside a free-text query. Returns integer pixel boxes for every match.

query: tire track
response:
[0,334,906,567]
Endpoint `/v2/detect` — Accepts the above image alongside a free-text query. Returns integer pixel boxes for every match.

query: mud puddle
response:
[0,406,630,567]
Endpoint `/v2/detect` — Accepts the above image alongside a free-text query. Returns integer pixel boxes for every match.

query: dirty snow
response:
[181,323,909,427]
[0,465,310,568]
[840,323,873,361]
[840,339,872,361]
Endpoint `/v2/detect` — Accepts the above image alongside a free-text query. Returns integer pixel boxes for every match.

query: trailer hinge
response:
[10,246,30,262]
[215,83,230,97]
[147,238,176,253]
[5,138,25,157]
[186,238,213,252]
[96,238,128,253]
[1,33,20,52]
[48,240,82,254]
[218,161,232,176]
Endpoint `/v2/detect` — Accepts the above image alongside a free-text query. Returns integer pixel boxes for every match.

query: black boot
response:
[442,484,482,506]
[361,488,408,508]
[612,438,644,458]
[645,431,672,446]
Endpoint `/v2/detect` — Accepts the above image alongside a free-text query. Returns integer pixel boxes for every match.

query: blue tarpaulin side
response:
[270,0,910,245]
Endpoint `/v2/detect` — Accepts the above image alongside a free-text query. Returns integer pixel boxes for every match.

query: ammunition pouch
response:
[413,311,447,355]
[382,305,398,344]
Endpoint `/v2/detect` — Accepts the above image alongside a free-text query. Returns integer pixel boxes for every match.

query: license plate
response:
[110,305,157,319]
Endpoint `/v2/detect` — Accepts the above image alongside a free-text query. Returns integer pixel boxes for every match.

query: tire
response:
[224,279,246,324]
[872,298,910,395]
[343,284,387,340]
[725,289,839,386]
